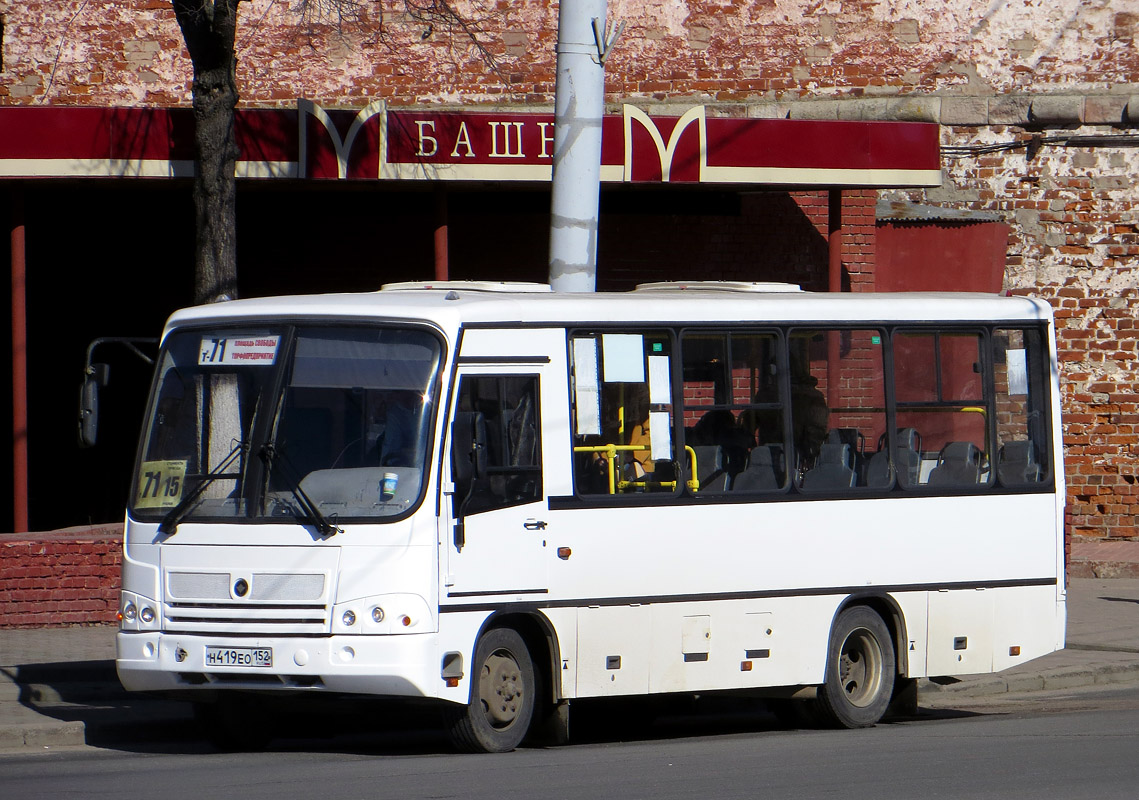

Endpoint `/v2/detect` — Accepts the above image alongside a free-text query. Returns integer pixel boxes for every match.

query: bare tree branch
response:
[283,0,504,79]
[177,0,508,304]
[400,0,503,79]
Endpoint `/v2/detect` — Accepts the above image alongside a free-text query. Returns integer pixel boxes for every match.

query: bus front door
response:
[444,367,549,599]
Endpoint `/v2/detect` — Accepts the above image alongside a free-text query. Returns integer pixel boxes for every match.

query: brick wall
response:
[596,190,871,292]
[3,2,1132,109]
[0,526,122,628]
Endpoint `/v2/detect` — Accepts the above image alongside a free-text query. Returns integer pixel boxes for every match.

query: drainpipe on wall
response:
[828,189,843,294]
[10,188,28,532]
[548,0,619,293]
[434,188,449,281]
[826,189,843,408]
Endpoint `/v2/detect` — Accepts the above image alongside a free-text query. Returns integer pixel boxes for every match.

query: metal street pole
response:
[548,0,618,293]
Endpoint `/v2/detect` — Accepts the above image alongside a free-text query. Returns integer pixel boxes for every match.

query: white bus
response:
[116,281,1065,752]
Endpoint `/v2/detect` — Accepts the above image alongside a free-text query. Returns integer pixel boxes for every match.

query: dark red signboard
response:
[0,102,940,187]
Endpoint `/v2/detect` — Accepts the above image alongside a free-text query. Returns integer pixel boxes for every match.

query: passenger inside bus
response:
[622,394,654,481]
[790,371,829,469]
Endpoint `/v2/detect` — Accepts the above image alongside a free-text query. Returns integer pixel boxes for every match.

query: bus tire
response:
[446,627,536,753]
[814,605,896,729]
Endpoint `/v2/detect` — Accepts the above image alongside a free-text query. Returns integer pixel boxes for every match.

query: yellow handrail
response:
[573,444,648,494]
[684,445,699,492]
[572,444,702,494]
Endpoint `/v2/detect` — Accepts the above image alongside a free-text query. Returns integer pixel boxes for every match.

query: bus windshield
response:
[131,325,444,526]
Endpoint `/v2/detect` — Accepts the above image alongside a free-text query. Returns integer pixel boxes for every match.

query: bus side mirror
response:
[78,363,110,449]
[450,410,487,514]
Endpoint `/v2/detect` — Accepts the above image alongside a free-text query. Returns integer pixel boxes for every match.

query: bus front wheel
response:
[446,627,536,753]
[815,606,896,729]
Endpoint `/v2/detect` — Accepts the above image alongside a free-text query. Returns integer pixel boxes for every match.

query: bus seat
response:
[826,427,866,483]
[801,442,856,490]
[732,446,780,491]
[928,441,981,486]
[895,428,922,486]
[998,440,1042,486]
[692,445,729,492]
[865,427,921,489]
[826,427,864,453]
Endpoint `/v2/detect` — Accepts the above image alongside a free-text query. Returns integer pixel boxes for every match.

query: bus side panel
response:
[547,491,1060,697]
[888,591,929,679]
[571,597,840,698]
[926,584,1061,677]
[926,589,995,676]
[644,597,837,694]
[435,606,578,707]
[577,606,651,696]
[542,606,578,699]
[991,584,1065,673]
[435,609,496,706]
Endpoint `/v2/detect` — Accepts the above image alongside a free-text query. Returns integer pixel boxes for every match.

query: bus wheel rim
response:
[839,628,883,708]
[480,650,523,728]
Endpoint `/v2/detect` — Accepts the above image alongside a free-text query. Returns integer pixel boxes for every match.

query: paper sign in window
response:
[573,338,601,436]
[198,336,280,366]
[648,356,672,405]
[1006,349,1028,395]
[649,411,672,461]
[135,460,188,509]
[602,334,645,383]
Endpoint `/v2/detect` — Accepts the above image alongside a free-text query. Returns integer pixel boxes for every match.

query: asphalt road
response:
[5,688,1139,800]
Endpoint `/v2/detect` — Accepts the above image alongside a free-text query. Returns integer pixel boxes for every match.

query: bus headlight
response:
[119,591,159,631]
[332,594,432,634]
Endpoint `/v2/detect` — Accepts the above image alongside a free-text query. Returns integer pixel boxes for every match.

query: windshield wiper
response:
[158,440,248,536]
[259,444,342,538]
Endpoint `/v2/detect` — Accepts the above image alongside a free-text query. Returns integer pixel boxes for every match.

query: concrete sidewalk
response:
[3,541,1139,752]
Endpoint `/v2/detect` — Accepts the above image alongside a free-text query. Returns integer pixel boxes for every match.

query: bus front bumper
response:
[115,630,443,699]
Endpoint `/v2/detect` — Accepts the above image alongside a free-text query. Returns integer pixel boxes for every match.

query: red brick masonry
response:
[0,525,123,628]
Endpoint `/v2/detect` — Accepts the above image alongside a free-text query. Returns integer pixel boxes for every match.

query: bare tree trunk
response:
[173,0,241,305]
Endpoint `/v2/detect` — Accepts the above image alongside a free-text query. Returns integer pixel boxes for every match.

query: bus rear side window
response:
[993,328,1051,487]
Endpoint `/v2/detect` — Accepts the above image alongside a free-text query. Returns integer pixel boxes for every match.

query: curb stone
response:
[919,662,1139,700]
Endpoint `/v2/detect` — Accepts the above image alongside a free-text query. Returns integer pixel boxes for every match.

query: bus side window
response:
[570,332,677,495]
[993,328,1050,487]
[893,330,989,488]
[788,329,887,491]
[681,330,787,493]
[454,375,543,515]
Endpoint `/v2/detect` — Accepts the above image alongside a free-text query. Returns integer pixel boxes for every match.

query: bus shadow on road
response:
[18,682,987,757]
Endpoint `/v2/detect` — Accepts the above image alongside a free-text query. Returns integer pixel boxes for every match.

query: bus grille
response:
[164,570,331,634]
[163,601,330,635]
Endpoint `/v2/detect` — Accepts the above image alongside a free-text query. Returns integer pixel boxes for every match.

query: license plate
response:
[204,646,273,668]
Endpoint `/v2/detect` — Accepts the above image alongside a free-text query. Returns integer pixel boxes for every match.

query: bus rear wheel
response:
[446,627,536,753]
[814,606,895,729]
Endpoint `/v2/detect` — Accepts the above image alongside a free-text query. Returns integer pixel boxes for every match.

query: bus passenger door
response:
[444,367,550,598]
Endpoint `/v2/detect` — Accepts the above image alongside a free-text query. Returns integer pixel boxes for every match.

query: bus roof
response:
[163,284,1054,336]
